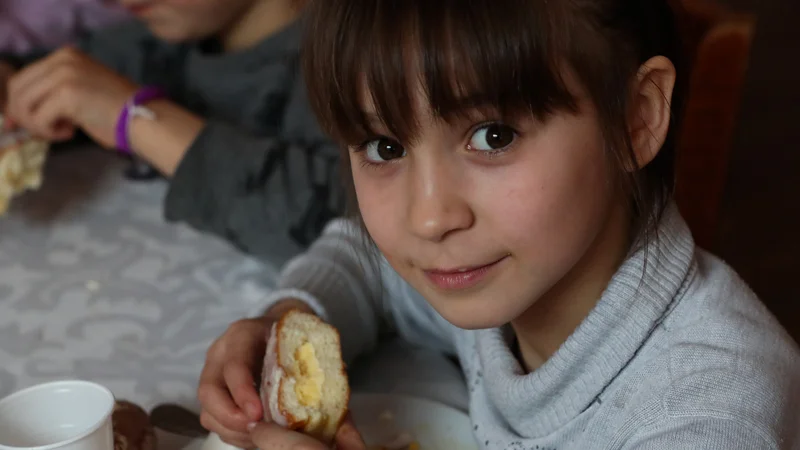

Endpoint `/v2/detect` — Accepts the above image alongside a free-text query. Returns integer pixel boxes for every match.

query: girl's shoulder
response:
[670,248,791,342]
[625,249,800,445]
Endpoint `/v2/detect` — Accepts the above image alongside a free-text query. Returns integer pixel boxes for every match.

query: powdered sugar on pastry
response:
[261,322,289,427]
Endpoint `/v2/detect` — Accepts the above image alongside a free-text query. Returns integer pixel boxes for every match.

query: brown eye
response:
[468,123,516,151]
[365,138,406,162]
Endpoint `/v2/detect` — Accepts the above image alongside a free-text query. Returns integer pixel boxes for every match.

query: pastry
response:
[260,309,350,444]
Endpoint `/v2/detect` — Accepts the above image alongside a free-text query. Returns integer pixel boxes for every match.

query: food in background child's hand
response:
[0,115,49,215]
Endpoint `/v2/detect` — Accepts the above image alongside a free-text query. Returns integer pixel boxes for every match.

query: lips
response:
[423,256,509,291]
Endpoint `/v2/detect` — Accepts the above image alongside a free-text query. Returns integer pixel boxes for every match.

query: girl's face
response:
[352,81,627,330]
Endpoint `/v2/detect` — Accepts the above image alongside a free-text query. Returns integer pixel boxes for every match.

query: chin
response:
[432,297,518,331]
[145,23,195,43]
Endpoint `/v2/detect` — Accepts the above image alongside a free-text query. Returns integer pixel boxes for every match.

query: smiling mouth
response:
[423,256,509,291]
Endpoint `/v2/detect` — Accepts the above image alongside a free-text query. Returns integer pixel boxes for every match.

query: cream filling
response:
[293,341,325,408]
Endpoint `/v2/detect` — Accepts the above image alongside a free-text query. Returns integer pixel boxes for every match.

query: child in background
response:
[0,0,341,260]
[0,0,128,55]
[198,0,800,449]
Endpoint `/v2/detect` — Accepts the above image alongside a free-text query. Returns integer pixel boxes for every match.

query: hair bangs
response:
[303,0,580,147]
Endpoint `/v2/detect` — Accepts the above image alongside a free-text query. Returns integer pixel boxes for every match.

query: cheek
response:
[487,117,614,261]
[351,165,406,259]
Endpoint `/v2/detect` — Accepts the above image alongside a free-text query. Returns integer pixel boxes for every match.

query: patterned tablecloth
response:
[0,146,468,419]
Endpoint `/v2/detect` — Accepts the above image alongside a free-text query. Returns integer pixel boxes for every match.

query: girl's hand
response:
[249,415,366,450]
[197,299,318,448]
[198,316,272,448]
[5,47,136,146]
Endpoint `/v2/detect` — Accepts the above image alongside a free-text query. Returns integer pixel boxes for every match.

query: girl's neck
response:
[220,0,301,52]
[510,200,632,372]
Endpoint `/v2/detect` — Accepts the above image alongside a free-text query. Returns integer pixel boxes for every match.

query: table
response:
[0,146,468,419]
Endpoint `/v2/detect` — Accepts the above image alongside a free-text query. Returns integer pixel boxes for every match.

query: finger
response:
[1,116,18,131]
[197,377,251,433]
[27,88,75,141]
[8,65,73,128]
[222,357,263,421]
[334,415,367,450]
[199,411,254,449]
[249,422,327,450]
[6,54,65,110]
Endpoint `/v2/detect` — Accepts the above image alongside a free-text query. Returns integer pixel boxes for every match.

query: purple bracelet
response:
[114,86,167,154]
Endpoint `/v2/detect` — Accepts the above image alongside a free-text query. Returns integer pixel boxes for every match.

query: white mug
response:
[0,380,115,450]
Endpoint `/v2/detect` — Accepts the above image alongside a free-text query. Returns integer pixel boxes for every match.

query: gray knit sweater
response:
[260,204,800,449]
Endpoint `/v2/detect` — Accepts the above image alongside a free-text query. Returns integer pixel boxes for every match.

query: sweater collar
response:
[477,203,696,437]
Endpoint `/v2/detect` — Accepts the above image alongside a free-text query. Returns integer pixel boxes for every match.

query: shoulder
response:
[83,20,156,44]
[663,249,798,373]
[623,249,800,446]
[78,19,187,59]
[622,415,783,449]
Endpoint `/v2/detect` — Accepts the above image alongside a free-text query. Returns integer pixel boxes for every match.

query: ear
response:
[628,56,677,169]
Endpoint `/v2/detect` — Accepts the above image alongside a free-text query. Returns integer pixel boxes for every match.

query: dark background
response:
[715,0,799,342]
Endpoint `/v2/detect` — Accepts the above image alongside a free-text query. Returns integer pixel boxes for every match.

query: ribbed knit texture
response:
[262,203,800,449]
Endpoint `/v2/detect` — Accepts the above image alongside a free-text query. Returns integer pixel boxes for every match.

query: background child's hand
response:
[5,47,137,146]
[249,415,366,450]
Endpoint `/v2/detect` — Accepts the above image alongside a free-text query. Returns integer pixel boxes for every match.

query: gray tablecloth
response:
[0,146,468,416]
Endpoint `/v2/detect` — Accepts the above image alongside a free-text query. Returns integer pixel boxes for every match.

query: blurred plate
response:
[350,392,478,449]
[182,392,479,450]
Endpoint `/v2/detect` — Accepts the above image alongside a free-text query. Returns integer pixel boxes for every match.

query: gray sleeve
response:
[623,417,779,450]
[164,75,343,258]
[254,219,457,364]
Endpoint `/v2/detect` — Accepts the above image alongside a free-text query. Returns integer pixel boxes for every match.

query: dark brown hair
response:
[301,0,688,238]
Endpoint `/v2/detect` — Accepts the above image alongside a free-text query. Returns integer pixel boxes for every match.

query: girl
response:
[198,0,800,449]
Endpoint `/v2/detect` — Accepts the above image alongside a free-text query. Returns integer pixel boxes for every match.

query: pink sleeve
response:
[0,0,129,54]
[75,1,130,31]
[0,19,41,55]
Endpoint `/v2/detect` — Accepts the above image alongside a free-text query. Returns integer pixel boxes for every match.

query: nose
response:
[407,159,474,242]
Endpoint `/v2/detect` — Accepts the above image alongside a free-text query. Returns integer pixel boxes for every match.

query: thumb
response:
[334,414,366,450]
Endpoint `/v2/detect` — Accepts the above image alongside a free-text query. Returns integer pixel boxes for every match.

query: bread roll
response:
[260,309,349,444]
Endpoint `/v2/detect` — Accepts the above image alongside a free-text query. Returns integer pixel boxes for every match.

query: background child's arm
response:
[255,218,458,365]
[160,78,342,259]
[3,21,340,256]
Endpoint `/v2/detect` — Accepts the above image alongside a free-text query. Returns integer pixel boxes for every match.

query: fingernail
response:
[247,422,258,431]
